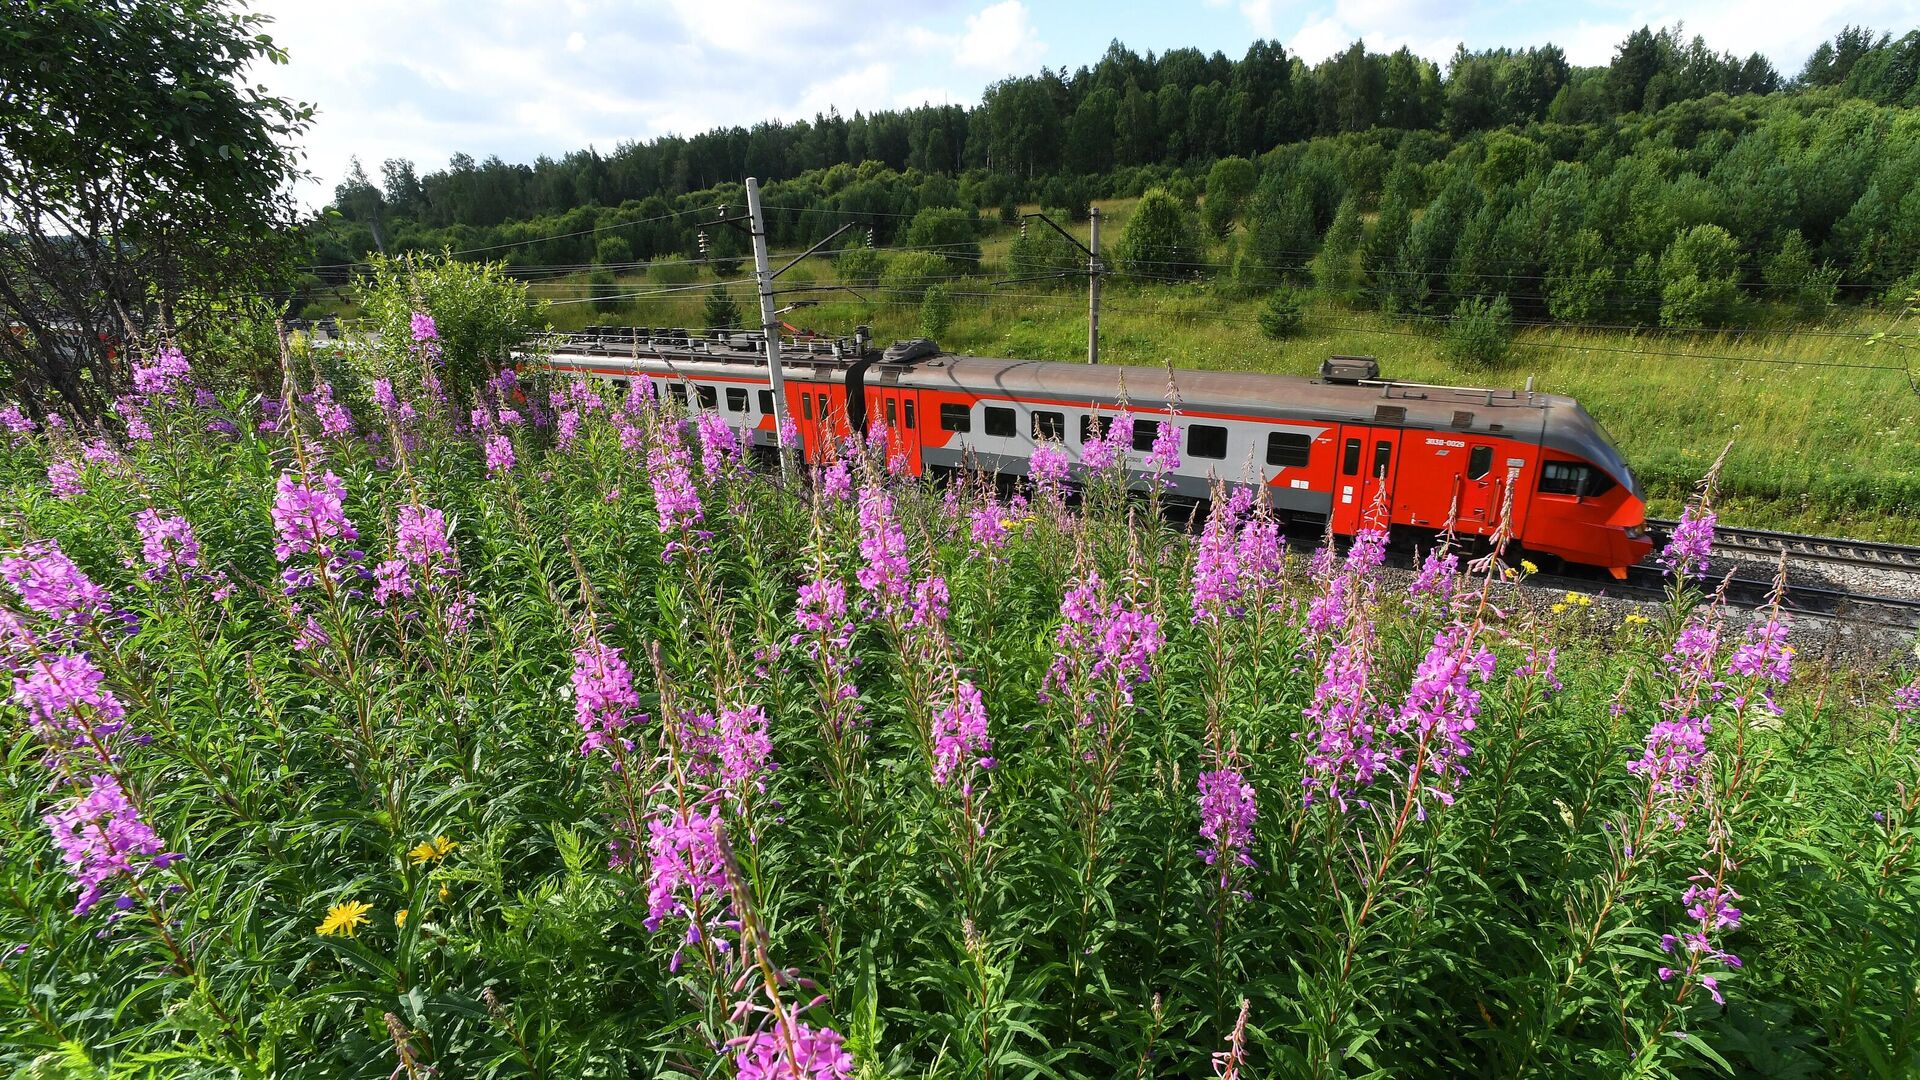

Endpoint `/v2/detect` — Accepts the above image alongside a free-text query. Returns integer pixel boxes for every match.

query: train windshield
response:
[1575,407,1643,500]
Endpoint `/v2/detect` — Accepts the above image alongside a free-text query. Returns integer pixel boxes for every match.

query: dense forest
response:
[304,24,1920,328]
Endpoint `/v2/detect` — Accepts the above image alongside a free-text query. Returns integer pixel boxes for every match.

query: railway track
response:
[1593,519,1920,631]
[1645,517,1920,572]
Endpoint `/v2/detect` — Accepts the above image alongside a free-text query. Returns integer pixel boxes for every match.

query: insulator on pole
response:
[697,230,709,257]
[865,227,875,248]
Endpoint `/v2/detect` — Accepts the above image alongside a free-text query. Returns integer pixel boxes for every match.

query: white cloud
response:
[565,31,585,52]
[1287,15,1353,63]
[1240,0,1277,37]
[955,1,1046,74]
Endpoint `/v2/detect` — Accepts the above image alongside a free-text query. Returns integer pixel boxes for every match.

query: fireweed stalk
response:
[2,550,252,1057]
[1041,556,1164,989]
[792,507,867,830]
[1301,533,1503,1077]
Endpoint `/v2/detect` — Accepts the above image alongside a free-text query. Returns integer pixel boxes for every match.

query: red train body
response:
[537,328,1654,577]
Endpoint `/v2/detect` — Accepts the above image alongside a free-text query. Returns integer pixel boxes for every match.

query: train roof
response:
[533,329,1641,498]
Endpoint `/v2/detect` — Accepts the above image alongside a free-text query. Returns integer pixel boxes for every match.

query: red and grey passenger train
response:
[536,327,1654,577]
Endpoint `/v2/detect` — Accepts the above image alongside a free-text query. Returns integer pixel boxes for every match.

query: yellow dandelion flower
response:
[1520,559,1540,575]
[1624,613,1651,627]
[395,909,409,928]
[1551,603,1568,614]
[1576,594,1593,607]
[317,900,372,938]
[1563,591,1580,603]
[408,835,458,865]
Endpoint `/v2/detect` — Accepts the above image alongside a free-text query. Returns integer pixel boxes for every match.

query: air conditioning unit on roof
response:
[1320,355,1380,384]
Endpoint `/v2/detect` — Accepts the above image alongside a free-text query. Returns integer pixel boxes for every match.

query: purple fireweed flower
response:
[292,615,331,652]
[270,471,358,566]
[909,576,949,628]
[795,577,854,653]
[1191,489,1254,624]
[131,346,191,398]
[371,559,413,606]
[556,408,583,450]
[44,773,179,916]
[111,397,152,442]
[1149,416,1181,475]
[733,1018,856,1080]
[969,505,1008,556]
[644,802,730,950]
[1045,572,1163,710]
[1395,624,1497,812]
[1080,411,1132,473]
[933,679,993,788]
[819,459,853,502]
[572,637,642,757]
[1028,441,1070,494]
[372,378,417,424]
[410,311,438,342]
[1659,503,1716,581]
[1409,547,1461,606]
[0,404,36,435]
[2,540,114,627]
[46,460,85,500]
[483,433,515,475]
[1516,645,1562,692]
[778,413,800,449]
[855,486,910,615]
[394,504,454,568]
[133,510,199,581]
[1300,640,1384,810]
[694,412,743,477]
[647,438,704,553]
[80,439,119,466]
[1894,679,1920,733]
[716,703,774,791]
[1629,713,1711,812]
[497,408,522,427]
[307,382,353,438]
[1197,768,1257,890]
[1727,618,1792,694]
[12,651,126,737]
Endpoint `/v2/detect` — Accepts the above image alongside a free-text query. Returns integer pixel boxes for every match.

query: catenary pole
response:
[1087,206,1101,365]
[744,177,790,478]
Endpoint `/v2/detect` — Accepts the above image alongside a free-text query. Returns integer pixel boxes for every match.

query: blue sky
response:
[252,0,1918,207]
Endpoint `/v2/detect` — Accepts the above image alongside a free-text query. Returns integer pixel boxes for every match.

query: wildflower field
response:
[3,331,1920,1079]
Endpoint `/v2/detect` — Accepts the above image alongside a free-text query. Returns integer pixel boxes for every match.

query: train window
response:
[1373,441,1392,478]
[1467,445,1493,480]
[817,393,830,421]
[1032,410,1065,440]
[1342,438,1362,475]
[1133,421,1160,452]
[1080,414,1109,443]
[885,400,898,428]
[940,403,971,432]
[903,400,916,430]
[668,383,688,407]
[696,385,717,410]
[984,407,1015,437]
[1540,462,1616,498]
[1266,431,1312,468]
[802,394,813,420]
[726,388,748,413]
[1188,424,1228,460]
[758,390,774,414]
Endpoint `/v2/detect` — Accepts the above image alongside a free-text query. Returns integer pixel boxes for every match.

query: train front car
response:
[1519,397,1653,578]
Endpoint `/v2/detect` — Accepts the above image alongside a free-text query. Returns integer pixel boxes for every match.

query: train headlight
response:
[1623,523,1649,540]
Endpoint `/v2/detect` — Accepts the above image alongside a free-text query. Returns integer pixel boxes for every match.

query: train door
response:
[787,383,826,463]
[864,387,923,475]
[1331,426,1401,535]
[1455,442,1501,536]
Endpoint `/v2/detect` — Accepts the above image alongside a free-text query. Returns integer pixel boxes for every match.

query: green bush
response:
[588,270,621,315]
[1007,220,1086,284]
[594,236,634,267]
[1445,293,1514,368]
[1256,289,1306,339]
[1201,156,1257,238]
[1116,187,1204,280]
[1659,224,1742,329]
[702,285,743,331]
[904,207,982,270]
[919,284,955,340]
[353,252,545,400]
[834,246,884,290]
[882,250,952,302]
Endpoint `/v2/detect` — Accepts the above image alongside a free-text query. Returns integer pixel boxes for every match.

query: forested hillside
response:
[306,24,1920,312]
